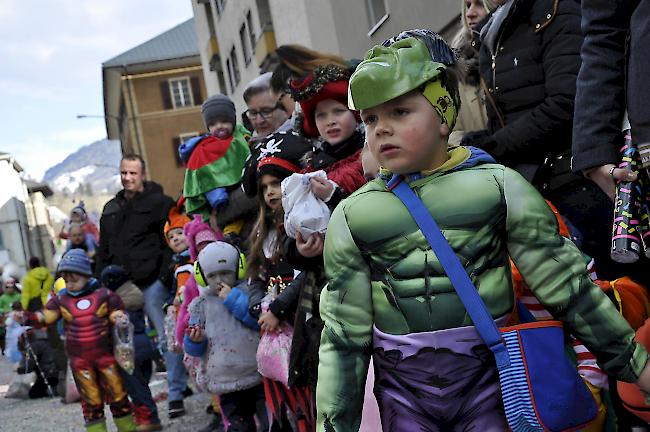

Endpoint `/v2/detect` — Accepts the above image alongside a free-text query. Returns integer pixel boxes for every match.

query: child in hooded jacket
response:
[173,215,223,348]
[184,241,266,431]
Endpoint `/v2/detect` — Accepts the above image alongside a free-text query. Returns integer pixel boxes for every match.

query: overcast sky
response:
[0,0,194,180]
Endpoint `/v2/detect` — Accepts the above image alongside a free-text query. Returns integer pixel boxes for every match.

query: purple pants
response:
[372,323,508,432]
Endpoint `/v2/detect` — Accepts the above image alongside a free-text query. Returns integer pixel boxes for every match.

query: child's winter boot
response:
[85,420,108,432]
[113,413,137,432]
[133,404,163,432]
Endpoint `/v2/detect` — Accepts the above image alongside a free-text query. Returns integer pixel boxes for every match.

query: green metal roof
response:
[103,18,198,68]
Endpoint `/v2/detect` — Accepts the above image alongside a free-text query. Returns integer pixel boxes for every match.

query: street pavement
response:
[0,354,213,431]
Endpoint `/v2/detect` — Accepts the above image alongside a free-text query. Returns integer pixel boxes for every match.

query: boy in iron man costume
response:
[25,249,136,432]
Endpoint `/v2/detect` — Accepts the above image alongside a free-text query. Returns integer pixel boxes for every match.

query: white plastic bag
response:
[281,170,332,239]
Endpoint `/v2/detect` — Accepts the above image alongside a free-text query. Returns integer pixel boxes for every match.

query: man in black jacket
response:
[96,154,188,418]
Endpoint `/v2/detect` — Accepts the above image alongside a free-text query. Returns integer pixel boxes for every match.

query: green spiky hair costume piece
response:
[348,29,460,128]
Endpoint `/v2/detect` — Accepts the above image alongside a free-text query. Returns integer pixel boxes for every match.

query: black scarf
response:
[312,128,365,170]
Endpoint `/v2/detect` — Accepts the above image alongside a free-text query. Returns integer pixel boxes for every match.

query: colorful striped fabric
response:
[500,330,545,431]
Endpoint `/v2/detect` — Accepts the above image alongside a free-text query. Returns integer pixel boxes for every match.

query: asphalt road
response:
[0,354,213,431]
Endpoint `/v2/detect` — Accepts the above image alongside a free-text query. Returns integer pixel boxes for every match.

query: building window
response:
[246,10,256,50]
[215,0,226,16]
[366,0,389,34]
[226,58,234,94]
[173,133,199,167]
[180,132,199,143]
[203,1,216,37]
[226,47,241,93]
[240,24,251,66]
[216,69,228,94]
[210,54,228,94]
[168,77,193,108]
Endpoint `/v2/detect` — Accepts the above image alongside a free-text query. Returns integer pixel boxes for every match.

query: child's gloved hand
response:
[460,129,497,152]
[187,324,205,342]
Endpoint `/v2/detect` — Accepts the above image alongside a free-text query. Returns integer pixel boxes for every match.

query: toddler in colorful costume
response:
[179,94,250,221]
[25,249,135,432]
[316,29,650,431]
[174,215,223,348]
[184,241,266,431]
[162,204,192,327]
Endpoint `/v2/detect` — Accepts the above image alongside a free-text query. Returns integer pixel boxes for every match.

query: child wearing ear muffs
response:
[183,241,267,432]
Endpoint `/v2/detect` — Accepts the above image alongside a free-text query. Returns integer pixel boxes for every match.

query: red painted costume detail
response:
[46,287,124,358]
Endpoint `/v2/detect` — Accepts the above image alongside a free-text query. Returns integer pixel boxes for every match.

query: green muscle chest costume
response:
[316,146,648,431]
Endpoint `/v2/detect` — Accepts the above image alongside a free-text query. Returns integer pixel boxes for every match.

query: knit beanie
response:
[201,94,236,129]
[197,241,240,278]
[164,205,191,244]
[183,215,224,260]
[57,249,92,276]
[100,265,130,291]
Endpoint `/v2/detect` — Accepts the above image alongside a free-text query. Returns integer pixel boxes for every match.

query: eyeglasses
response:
[245,96,286,120]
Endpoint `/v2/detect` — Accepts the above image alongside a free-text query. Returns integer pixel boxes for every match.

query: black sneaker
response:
[168,400,185,419]
[182,386,193,399]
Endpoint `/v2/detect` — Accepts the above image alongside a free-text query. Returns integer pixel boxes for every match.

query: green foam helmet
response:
[348,37,446,111]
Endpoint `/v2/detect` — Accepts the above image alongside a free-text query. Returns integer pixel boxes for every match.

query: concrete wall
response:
[0,160,32,273]
[214,0,264,113]
[270,0,314,49]
[192,0,222,97]
[25,191,56,270]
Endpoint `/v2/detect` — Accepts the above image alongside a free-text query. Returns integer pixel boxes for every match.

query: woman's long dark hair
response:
[271,44,350,94]
[246,175,286,279]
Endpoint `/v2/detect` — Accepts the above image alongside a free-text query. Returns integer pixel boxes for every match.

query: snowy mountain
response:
[42,139,122,195]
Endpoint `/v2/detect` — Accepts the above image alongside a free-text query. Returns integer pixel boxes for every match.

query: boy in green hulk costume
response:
[316,29,650,432]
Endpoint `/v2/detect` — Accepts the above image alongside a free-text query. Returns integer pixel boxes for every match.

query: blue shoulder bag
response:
[386,174,597,432]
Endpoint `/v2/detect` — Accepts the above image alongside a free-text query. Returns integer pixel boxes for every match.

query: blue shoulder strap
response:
[386,174,510,368]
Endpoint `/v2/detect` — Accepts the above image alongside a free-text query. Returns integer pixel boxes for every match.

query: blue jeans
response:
[142,279,187,402]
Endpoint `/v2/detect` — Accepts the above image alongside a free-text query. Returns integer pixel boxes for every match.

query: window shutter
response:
[190,77,202,106]
[160,81,173,109]
[172,137,182,166]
